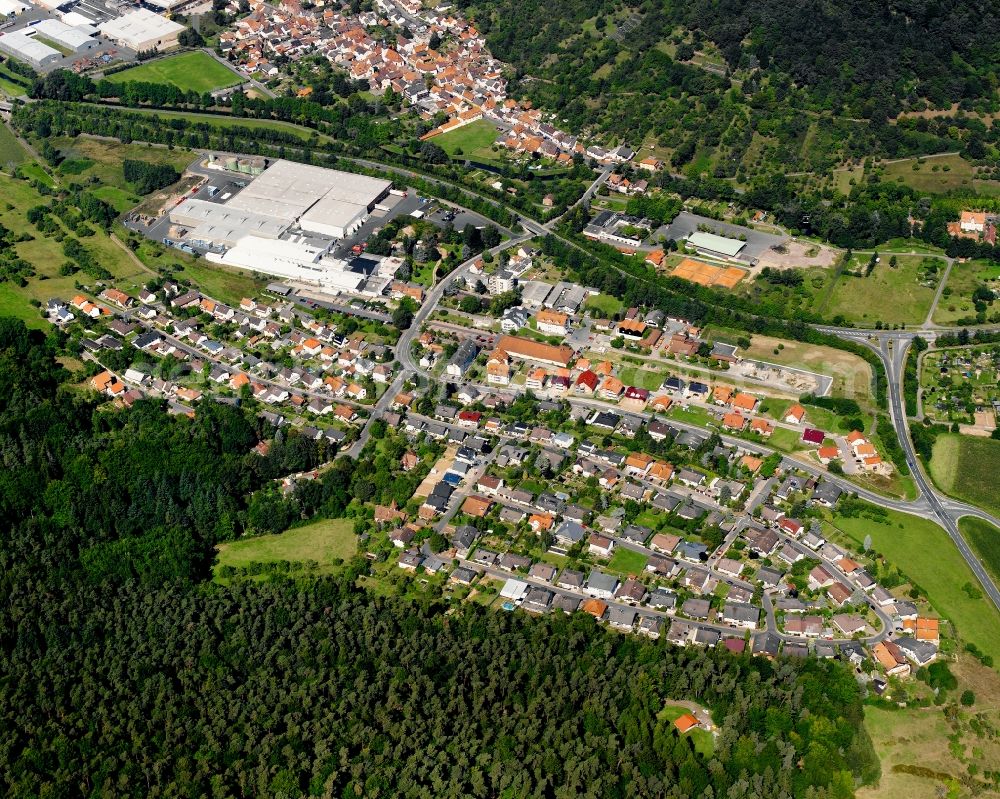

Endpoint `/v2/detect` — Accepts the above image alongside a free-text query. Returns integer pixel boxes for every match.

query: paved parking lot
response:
[655,212,788,264]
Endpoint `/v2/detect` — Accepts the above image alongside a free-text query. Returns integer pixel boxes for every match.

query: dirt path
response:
[110,232,156,277]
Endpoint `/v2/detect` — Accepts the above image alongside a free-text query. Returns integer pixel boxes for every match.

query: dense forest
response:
[458,0,999,175]
[0,319,881,796]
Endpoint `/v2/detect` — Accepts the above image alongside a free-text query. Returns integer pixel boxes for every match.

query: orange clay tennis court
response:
[671,258,747,289]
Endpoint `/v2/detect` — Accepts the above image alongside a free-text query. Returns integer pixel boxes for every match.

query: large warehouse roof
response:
[686,231,746,258]
[99,9,184,48]
[32,18,98,50]
[0,0,29,16]
[171,198,289,246]
[206,236,366,290]
[226,160,391,226]
[0,29,60,65]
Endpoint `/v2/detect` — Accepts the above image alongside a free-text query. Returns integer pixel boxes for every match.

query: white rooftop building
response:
[206,236,367,292]
[0,29,60,68]
[31,18,100,51]
[0,0,29,17]
[171,198,290,247]
[226,160,392,239]
[99,9,185,52]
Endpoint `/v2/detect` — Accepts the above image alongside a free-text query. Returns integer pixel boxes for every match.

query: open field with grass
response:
[433,119,503,163]
[584,293,624,317]
[214,518,357,580]
[826,504,1000,664]
[104,52,242,93]
[879,153,1000,196]
[53,135,194,190]
[742,334,873,404]
[822,255,939,326]
[0,122,28,170]
[607,547,648,576]
[109,105,330,143]
[860,672,1000,799]
[958,517,1000,585]
[658,704,714,758]
[934,259,999,325]
[929,434,1000,518]
[0,173,152,325]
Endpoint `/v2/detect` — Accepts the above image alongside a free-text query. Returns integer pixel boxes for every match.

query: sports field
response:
[671,257,747,289]
[214,518,357,580]
[105,52,242,93]
[929,434,1000,518]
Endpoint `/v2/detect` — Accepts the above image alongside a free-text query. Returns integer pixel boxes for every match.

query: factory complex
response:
[168,159,396,292]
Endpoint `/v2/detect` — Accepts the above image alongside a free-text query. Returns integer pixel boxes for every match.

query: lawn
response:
[173,257,269,308]
[827,504,1000,663]
[92,185,141,213]
[104,51,242,93]
[584,293,624,317]
[929,434,1000,518]
[658,704,714,758]
[0,122,28,171]
[743,335,874,405]
[0,75,28,98]
[607,547,649,575]
[214,517,357,580]
[0,173,151,323]
[433,119,503,163]
[958,517,1000,585]
[617,365,667,391]
[880,153,1000,196]
[822,255,938,326]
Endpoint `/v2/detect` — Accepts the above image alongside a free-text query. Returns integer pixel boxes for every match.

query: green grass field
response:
[53,135,194,190]
[433,119,503,163]
[658,704,714,758]
[827,504,1000,663]
[0,123,28,171]
[822,255,938,326]
[105,52,242,93]
[214,518,357,580]
[930,434,1000,518]
[0,173,151,325]
[958,517,1000,585]
[880,153,1000,196]
[934,259,996,325]
[584,293,624,317]
[607,547,649,575]
[114,106,327,143]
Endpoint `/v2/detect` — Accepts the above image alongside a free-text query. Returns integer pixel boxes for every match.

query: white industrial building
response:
[171,198,289,248]
[31,18,100,52]
[0,0,29,17]
[98,8,185,52]
[0,29,61,69]
[225,160,392,239]
[206,236,367,291]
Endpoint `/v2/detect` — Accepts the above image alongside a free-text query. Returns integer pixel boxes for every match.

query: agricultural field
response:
[959,517,1000,585]
[821,254,941,326]
[826,503,1000,664]
[0,123,28,171]
[920,344,1000,425]
[433,119,504,163]
[929,434,1000,518]
[878,152,1000,196]
[213,518,357,581]
[0,173,151,326]
[934,259,1000,326]
[104,51,242,93]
